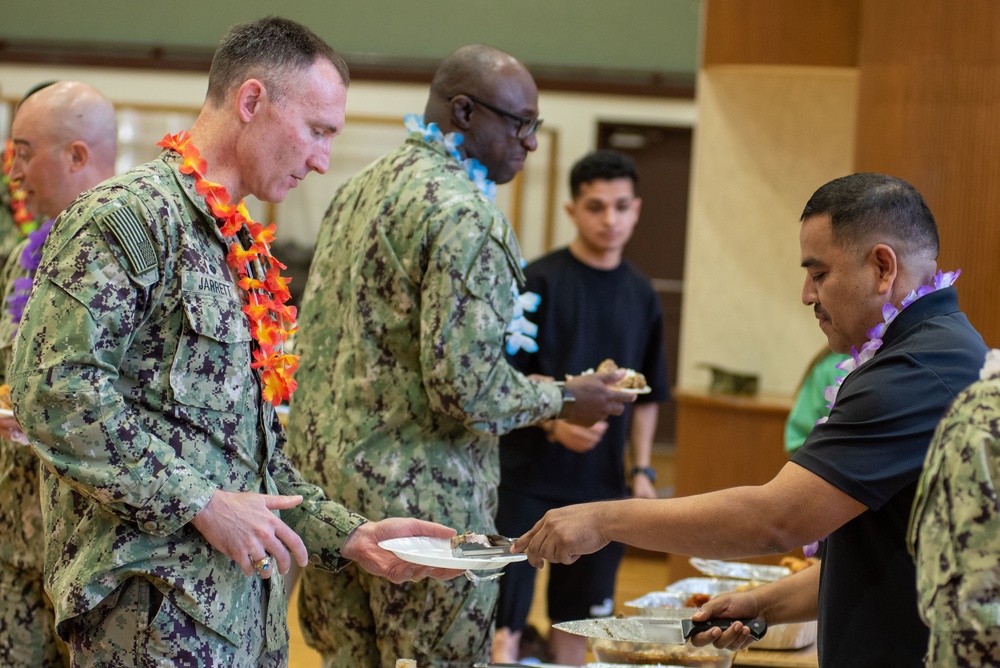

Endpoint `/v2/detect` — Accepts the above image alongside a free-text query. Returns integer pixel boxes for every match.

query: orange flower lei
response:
[157,131,298,406]
[2,140,38,234]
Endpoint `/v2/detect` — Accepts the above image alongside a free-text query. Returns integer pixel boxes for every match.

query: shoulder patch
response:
[102,207,157,275]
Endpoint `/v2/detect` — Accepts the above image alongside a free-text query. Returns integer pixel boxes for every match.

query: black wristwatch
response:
[629,466,657,483]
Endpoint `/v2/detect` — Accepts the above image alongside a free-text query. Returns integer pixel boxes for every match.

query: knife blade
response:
[553,616,767,645]
[450,534,515,558]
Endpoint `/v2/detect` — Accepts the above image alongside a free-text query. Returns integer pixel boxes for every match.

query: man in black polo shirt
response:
[513,173,988,667]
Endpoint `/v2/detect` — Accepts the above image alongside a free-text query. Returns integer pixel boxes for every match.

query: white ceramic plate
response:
[0,409,13,419]
[378,536,527,570]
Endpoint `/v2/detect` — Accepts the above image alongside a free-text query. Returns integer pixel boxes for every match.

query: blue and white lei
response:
[403,114,539,355]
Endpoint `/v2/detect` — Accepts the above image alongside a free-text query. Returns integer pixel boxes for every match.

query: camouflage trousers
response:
[67,575,287,667]
[298,563,497,668]
[0,559,69,666]
[926,626,1000,667]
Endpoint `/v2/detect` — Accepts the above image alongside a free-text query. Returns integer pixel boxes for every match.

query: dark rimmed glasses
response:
[455,94,543,139]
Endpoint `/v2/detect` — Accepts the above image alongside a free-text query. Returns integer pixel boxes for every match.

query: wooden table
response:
[734,645,818,667]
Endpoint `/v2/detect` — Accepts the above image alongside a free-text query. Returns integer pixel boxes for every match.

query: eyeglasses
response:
[456,94,543,139]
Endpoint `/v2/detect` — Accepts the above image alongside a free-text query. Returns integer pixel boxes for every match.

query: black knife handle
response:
[682,617,767,641]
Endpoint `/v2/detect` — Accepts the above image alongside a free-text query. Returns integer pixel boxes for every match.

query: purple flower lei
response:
[801,268,961,558]
[4,219,54,329]
[816,268,961,421]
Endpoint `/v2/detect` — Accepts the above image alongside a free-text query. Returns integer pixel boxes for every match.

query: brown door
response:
[597,122,691,446]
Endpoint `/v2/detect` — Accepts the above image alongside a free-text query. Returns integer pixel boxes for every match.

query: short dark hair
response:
[800,173,939,258]
[206,16,349,107]
[20,80,59,107]
[569,150,639,198]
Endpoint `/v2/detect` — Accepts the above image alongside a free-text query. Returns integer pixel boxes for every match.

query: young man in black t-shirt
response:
[492,150,668,665]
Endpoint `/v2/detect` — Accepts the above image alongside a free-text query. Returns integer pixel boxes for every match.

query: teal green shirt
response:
[784,352,850,454]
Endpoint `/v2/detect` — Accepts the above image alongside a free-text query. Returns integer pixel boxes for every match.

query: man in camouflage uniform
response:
[286,44,635,668]
[0,80,117,667]
[8,18,459,667]
[909,350,1000,667]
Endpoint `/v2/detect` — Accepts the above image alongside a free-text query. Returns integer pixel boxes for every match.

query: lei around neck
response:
[4,220,54,328]
[3,140,44,329]
[817,269,961,423]
[157,131,298,406]
[402,115,540,354]
[404,114,497,202]
[802,269,960,559]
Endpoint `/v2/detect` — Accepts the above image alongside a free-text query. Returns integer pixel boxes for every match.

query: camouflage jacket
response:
[8,151,365,649]
[909,368,1000,663]
[0,236,43,572]
[286,133,561,530]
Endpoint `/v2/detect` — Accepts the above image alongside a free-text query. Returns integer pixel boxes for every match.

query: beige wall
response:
[5,62,864,399]
[0,63,695,263]
[679,65,859,394]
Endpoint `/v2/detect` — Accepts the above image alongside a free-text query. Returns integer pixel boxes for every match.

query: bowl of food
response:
[589,637,733,667]
[583,609,734,667]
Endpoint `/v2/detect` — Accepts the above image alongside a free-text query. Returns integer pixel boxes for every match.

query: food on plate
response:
[568,359,648,391]
[780,555,820,574]
[0,384,11,410]
[449,532,513,557]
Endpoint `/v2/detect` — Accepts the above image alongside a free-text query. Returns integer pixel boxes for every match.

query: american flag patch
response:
[103,208,156,275]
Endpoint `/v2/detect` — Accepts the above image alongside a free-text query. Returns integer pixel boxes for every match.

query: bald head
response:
[10,81,117,220]
[428,45,523,102]
[425,45,536,126]
[424,45,539,184]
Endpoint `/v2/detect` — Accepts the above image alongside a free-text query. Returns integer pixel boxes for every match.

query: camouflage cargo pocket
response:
[169,291,253,413]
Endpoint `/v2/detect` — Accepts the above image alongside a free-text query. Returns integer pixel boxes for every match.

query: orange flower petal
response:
[162,130,300,402]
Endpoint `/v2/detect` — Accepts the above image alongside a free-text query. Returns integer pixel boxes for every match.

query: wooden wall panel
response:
[703,0,860,67]
[854,0,1000,346]
[671,390,795,581]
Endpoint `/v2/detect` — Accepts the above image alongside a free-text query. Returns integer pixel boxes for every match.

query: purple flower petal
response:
[803,541,821,558]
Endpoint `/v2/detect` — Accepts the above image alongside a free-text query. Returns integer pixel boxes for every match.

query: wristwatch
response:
[557,385,575,419]
[629,466,657,483]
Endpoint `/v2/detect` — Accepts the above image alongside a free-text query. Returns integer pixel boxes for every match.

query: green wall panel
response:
[1,0,700,75]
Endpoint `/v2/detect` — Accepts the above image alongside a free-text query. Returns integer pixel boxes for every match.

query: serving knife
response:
[451,535,515,558]
[553,615,767,645]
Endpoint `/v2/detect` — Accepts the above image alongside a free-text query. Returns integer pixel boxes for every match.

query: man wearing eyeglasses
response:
[286,44,635,667]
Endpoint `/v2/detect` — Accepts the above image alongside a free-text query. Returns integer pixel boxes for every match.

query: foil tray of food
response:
[688,558,790,582]
[626,579,746,614]
[627,574,817,650]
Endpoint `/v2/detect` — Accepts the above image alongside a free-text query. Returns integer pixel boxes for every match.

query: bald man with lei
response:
[0,80,117,667]
[286,44,634,668]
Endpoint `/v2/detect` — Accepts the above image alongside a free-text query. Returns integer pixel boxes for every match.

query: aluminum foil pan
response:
[626,581,744,617]
[689,558,790,582]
